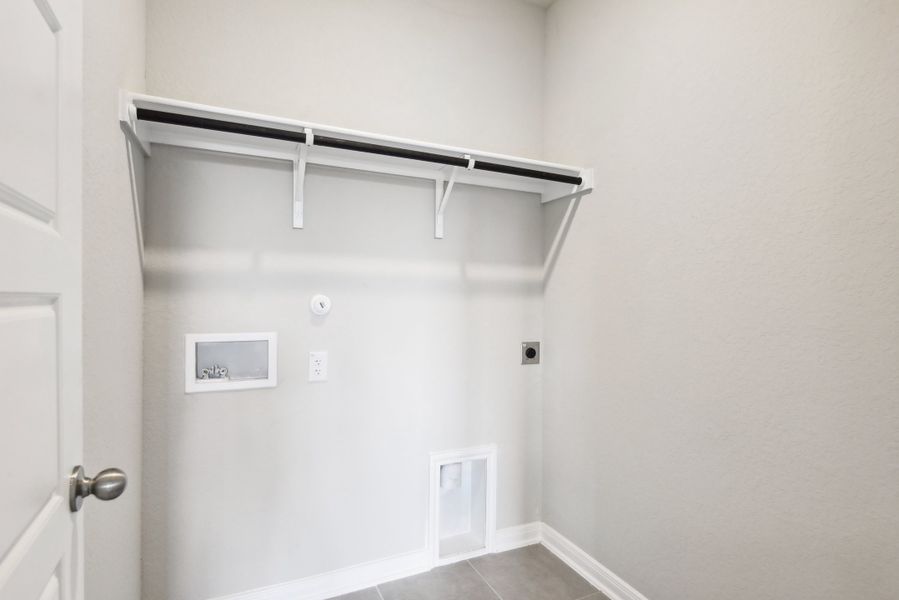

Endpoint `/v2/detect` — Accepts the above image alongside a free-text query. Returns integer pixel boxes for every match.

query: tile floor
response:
[327,544,610,600]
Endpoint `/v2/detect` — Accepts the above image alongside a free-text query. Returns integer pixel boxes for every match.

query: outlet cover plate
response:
[309,351,328,382]
[521,341,540,365]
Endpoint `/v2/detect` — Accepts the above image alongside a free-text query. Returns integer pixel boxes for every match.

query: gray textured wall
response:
[141,149,544,600]
[146,0,546,158]
[542,1,899,599]
[141,3,550,597]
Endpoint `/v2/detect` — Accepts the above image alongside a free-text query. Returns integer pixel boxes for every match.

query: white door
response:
[0,1,85,599]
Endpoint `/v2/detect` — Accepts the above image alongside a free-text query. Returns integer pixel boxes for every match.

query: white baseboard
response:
[207,548,431,600]
[541,524,649,600]
[492,521,542,553]
[207,522,648,600]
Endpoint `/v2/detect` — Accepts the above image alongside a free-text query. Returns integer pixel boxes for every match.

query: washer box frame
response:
[428,444,498,566]
[184,332,278,393]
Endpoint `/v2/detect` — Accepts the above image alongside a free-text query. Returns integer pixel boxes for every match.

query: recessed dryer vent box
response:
[185,332,277,393]
[429,445,497,565]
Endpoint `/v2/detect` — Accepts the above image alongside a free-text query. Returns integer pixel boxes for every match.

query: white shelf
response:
[119,91,593,245]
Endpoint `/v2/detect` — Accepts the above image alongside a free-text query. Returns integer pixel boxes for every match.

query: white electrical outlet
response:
[309,351,328,382]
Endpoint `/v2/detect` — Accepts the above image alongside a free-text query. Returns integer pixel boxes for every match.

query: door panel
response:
[0,302,59,560]
[0,0,58,219]
[0,501,69,600]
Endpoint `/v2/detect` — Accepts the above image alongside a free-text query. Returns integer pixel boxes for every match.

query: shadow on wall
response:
[141,152,577,295]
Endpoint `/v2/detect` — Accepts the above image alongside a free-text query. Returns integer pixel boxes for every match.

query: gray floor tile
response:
[326,587,382,600]
[378,562,499,600]
[470,544,598,600]
[331,588,382,600]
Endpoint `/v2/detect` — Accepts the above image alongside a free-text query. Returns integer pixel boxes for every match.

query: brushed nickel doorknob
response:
[69,466,127,512]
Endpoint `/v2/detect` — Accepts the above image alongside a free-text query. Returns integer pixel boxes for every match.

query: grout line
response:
[374,584,386,600]
[467,560,504,600]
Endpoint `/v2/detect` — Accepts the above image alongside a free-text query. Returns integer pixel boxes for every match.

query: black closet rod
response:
[135,108,583,186]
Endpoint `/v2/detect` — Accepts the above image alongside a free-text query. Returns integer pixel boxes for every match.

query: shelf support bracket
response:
[117,96,149,267]
[434,155,473,239]
[542,168,594,205]
[120,103,151,158]
[293,128,314,229]
[543,170,593,282]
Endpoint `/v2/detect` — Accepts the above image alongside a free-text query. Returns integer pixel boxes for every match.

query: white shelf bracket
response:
[541,168,594,205]
[120,102,151,157]
[434,155,472,239]
[543,169,593,281]
[117,95,148,267]
[292,128,314,229]
[434,168,457,239]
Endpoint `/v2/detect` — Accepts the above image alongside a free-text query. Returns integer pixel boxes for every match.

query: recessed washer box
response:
[184,332,277,393]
